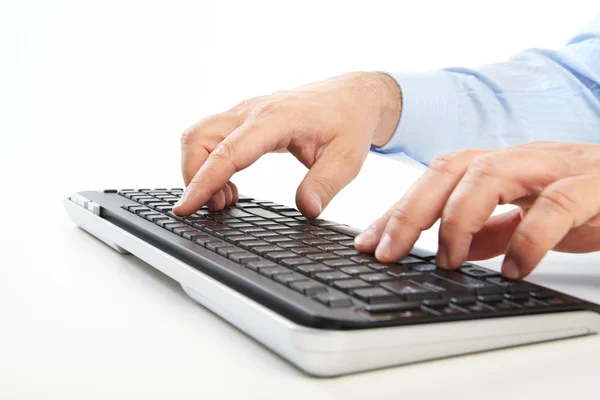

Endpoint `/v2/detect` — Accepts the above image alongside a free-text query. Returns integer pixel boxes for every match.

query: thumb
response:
[295,141,366,218]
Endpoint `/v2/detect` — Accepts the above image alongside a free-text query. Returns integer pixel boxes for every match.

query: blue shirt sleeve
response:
[373,15,600,165]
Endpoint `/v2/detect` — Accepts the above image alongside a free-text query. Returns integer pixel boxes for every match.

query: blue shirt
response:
[374,15,600,164]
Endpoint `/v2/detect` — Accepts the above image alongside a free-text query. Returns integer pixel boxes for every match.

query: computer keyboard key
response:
[236,196,254,202]
[281,257,313,267]
[450,296,478,306]
[206,240,234,252]
[302,238,332,246]
[263,235,293,244]
[276,229,302,235]
[459,265,500,278]
[409,276,469,296]
[408,248,437,259]
[324,235,353,242]
[486,277,538,293]
[466,303,494,313]
[182,230,206,240]
[546,297,578,306]
[246,260,277,271]
[310,219,337,227]
[193,237,220,247]
[296,264,334,276]
[240,216,265,222]
[323,259,356,268]
[433,270,505,295]
[173,227,197,236]
[253,246,286,256]
[229,252,261,264]
[260,266,293,278]
[310,229,337,237]
[333,279,372,292]
[281,211,303,217]
[265,251,298,261]
[227,223,255,229]
[239,226,267,234]
[314,292,354,308]
[503,293,530,302]
[221,208,254,218]
[422,299,451,308]
[338,240,356,247]
[244,207,283,219]
[380,281,436,301]
[307,253,339,262]
[218,247,243,257]
[529,291,555,300]
[156,205,173,212]
[334,249,360,257]
[213,229,240,239]
[386,265,423,278]
[353,288,397,304]
[477,294,505,303]
[314,271,352,283]
[290,233,315,240]
[157,218,179,228]
[410,263,437,272]
[326,225,360,237]
[295,224,321,232]
[359,273,393,283]
[350,255,378,264]
[339,266,373,276]
[252,220,279,226]
[264,224,290,231]
[292,247,322,255]
[238,240,269,249]
[147,214,169,223]
[364,301,422,313]
[227,235,256,244]
[276,241,304,249]
[251,231,280,238]
[290,280,328,296]
[274,272,308,286]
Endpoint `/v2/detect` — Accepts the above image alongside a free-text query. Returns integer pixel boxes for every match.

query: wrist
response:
[369,72,402,147]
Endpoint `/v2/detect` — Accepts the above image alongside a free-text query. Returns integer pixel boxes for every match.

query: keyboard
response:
[105,188,589,323]
[66,187,600,375]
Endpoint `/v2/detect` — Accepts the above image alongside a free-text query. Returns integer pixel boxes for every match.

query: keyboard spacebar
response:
[244,207,283,219]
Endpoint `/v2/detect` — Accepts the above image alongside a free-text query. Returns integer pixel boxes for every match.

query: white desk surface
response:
[2,152,600,400]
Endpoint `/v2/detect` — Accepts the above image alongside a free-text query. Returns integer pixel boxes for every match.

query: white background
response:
[2,1,600,399]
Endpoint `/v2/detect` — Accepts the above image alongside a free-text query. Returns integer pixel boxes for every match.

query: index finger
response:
[173,119,284,215]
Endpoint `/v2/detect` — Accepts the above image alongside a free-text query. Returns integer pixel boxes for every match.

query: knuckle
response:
[252,100,282,119]
[388,207,419,229]
[466,154,498,181]
[429,151,467,176]
[539,188,577,215]
[313,175,338,199]
[511,227,542,253]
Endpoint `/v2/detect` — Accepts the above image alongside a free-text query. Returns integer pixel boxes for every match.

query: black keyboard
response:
[90,187,597,329]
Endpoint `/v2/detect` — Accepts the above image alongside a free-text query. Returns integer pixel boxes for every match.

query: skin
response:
[174,72,600,279]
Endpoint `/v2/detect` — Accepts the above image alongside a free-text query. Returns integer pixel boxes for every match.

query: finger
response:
[466,208,523,261]
[174,117,286,216]
[228,181,239,204]
[207,190,226,211]
[180,114,242,185]
[295,139,366,218]
[222,183,233,206]
[438,148,572,269]
[364,150,489,262]
[503,174,600,279]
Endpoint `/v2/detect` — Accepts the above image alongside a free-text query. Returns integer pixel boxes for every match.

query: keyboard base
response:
[64,195,600,376]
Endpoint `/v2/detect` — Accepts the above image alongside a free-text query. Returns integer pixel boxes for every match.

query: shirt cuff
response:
[371,71,459,165]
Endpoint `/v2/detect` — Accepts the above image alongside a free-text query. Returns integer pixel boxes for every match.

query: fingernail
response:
[355,226,377,248]
[311,192,323,215]
[174,189,189,209]
[502,257,521,279]
[436,245,449,269]
[375,233,392,259]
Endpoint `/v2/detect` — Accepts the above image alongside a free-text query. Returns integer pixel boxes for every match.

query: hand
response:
[354,141,600,279]
[173,72,401,217]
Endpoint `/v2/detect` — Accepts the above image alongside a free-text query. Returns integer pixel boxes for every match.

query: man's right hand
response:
[173,72,402,217]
